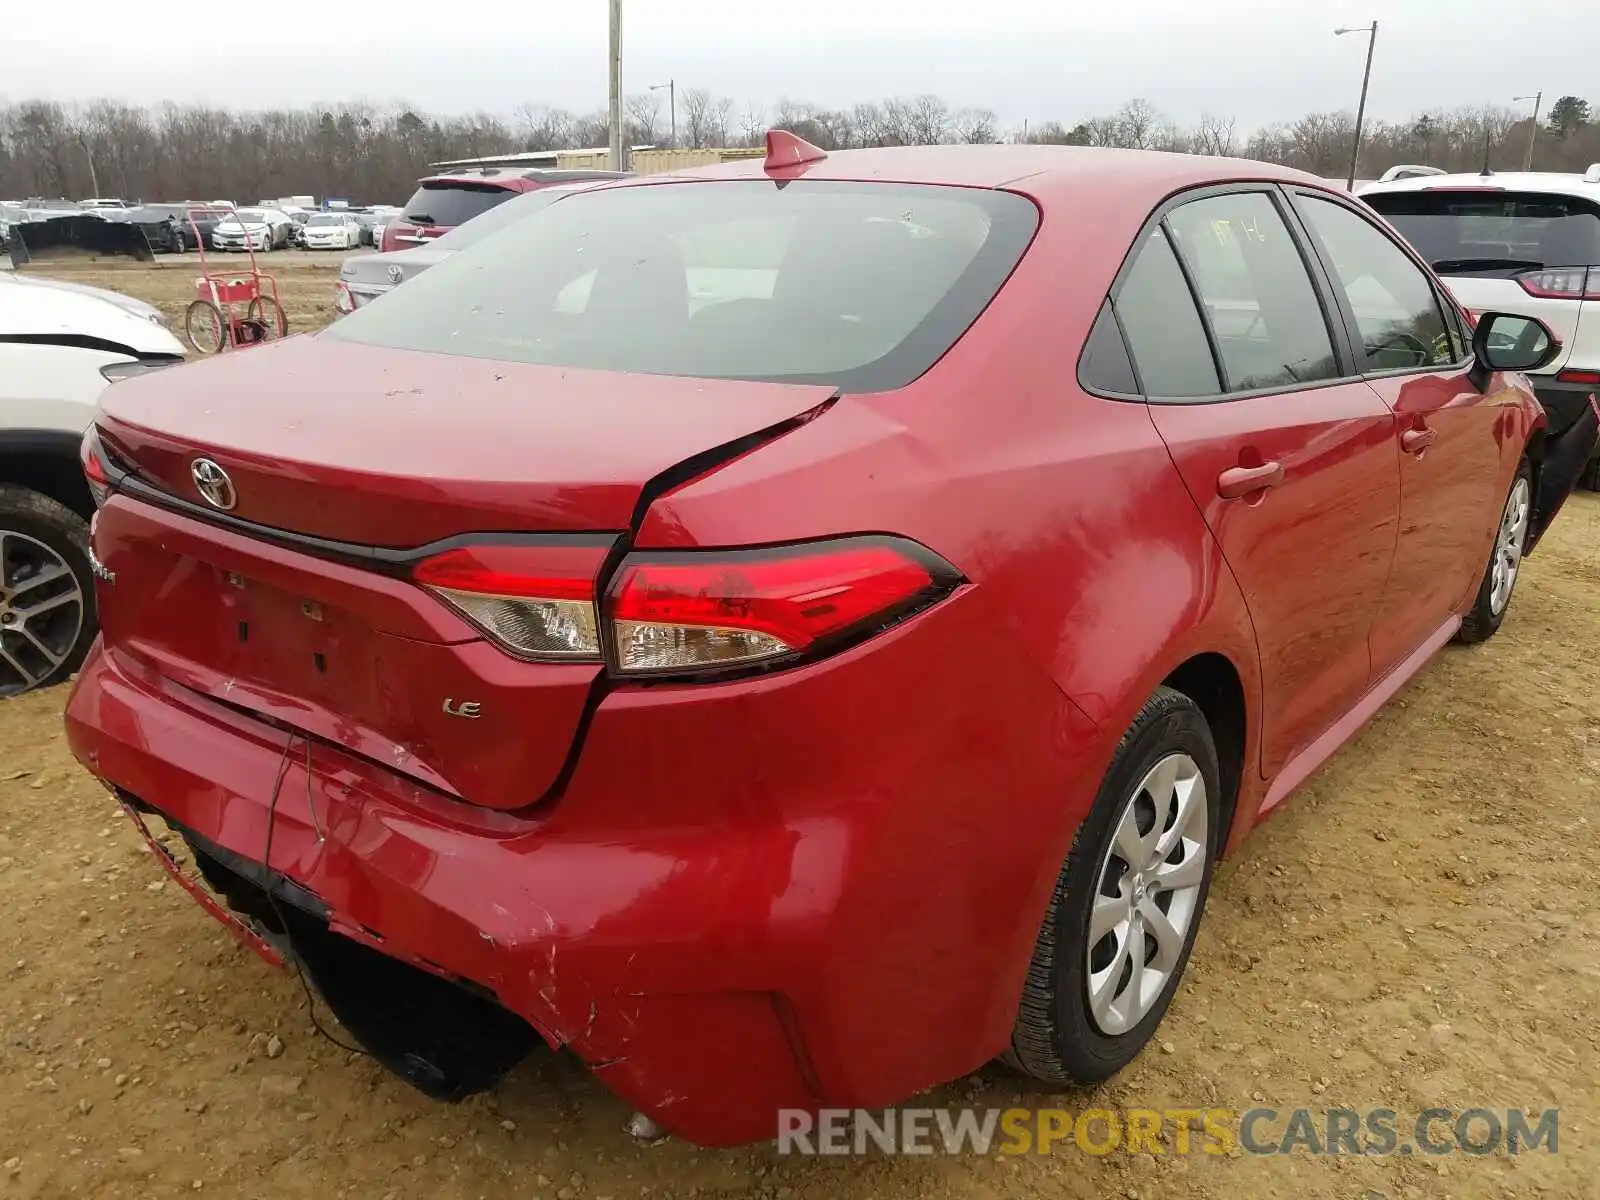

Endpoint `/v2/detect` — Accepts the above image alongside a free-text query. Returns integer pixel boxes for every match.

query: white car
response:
[0,273,186,696]
[301,212,362,250]
[1360,163,1600,488]
[211,207,292,252]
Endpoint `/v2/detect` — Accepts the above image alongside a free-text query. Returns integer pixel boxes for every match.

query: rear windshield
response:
[401,181,517,227]
[324,180,1038,391]
[1366,189,1600,270]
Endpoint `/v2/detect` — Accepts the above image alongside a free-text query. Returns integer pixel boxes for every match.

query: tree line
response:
[1,93,1595,206]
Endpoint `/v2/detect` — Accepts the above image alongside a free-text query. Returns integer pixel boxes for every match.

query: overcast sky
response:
[4,0,1595,131]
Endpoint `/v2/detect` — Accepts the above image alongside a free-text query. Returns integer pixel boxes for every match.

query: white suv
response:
[1361,165,1600,488]
[0,272,186,696]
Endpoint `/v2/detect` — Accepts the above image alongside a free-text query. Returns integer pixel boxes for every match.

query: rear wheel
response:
[246,296,288,340]
[1457,461,1532,644]
[1003,686,1220,1083]
[0,486,95,698]
[184,300,227,354]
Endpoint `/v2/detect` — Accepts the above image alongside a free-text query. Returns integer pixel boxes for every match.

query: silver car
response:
[334,183,604,314]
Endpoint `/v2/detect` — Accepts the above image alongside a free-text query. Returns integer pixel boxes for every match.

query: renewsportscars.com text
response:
[776,1106,1559,1157]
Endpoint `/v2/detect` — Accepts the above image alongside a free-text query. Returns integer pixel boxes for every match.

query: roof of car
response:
[640,144,1335,197]
[1359,169,1600,200]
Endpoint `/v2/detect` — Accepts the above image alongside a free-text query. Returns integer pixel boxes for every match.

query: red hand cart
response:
[182,206,289,355]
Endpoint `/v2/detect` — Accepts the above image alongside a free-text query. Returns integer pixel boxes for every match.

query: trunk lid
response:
[97,335,837,545]
[93,335,837,809]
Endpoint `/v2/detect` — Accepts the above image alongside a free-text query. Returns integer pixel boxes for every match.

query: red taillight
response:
[1557,368,1600,386]
[409,536,961,676]
[1515,266,1600,300]
[80,428,112,509]
[334,281,354,315]
[411,543,608,661]
[606,538,958,675]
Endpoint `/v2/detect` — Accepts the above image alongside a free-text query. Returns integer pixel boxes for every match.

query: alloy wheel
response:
[0,529,85,696]
[1085,752,1209,1036]
[1488,476,1531,617]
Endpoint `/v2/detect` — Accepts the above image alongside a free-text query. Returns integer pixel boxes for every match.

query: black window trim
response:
[1078,297,1144,398]
[1159,214,1230,392]
[1283,185,1475,380]
[1078,180,1363,406]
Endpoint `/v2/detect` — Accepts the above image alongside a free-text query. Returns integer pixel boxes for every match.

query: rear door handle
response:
[1217,461,1285,499]
[1401,427,1437,455]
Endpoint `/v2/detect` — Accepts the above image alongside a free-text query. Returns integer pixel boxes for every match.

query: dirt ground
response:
[14,249,360,338]
[1,257,1597,1198]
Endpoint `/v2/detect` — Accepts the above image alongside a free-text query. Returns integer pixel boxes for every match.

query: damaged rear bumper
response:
[65,644,824,1145]
[64,596,1099,1147]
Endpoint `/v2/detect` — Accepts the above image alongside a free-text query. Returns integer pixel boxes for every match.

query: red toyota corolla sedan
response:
[65,134,1598,1147]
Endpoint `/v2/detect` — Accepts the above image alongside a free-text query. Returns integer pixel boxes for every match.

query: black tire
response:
[1580,454,1600,493]
[0,485,97,698]
[185,300,227,354]
[1004,685,1220,1083]
[1457,459,1532,644]
[245,295,288,340]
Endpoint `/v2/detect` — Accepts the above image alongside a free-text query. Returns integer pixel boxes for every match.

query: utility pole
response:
[608,0,624,171]
[1334,21,1378,192]
[76,134,99,198]
[1514,92,1543,170]
[650,81,676,148]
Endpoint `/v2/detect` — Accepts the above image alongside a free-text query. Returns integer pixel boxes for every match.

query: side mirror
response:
[1471,311,1562,374]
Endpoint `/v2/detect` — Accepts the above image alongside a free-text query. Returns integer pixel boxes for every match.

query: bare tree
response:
[906,94,951,145]
[953,107,999,144]
[1190,112,1238,157]
[5,91,1598,206]
[739,101,768,147]
[514,104,575,152]
[624,92,661,145]
[679,88,714,149]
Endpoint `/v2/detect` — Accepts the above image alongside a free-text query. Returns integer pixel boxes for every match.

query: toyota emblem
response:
[386,265,404,284]
[190,458,237,510]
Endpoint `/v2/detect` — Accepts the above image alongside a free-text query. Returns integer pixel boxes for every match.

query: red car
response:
[377,165,629,251]
[67,134,1597,1147]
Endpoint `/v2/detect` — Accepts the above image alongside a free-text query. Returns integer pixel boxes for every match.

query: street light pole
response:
[608,0,624,171]
[1514,92,1543,171]
[650,81,676,149]
[1334,21,1378,192]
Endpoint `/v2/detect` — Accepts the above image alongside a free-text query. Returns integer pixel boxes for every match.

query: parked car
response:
[0,202,27,249]
[0,272,184,696]
[335,182,603,312]
[65,140,1598,1147]
[286,210,314,248]
[80,198,131,212]
[350,210,392,247]
[173,206,231,251]
[1360,164,1600,488]
[300,212,363,251]
[378,168,628,251]
[110,205,190,253]
[212,207,292,252]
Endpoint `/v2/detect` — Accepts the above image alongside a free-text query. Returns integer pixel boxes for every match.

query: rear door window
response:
[1294,194,1458,371]
[402,182,519,226]
[1164,191,1341,392]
